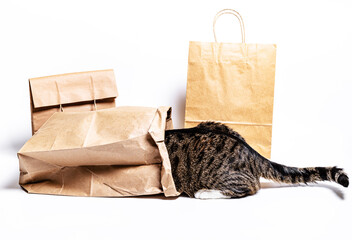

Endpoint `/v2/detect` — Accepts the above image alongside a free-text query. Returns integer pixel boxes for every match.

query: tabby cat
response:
[164,122,349,199]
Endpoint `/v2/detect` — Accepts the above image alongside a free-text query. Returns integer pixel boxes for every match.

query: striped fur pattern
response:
[164,122,349,198]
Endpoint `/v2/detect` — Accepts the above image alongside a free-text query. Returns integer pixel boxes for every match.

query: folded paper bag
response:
[18,106,179,197]
[29,69,118,134]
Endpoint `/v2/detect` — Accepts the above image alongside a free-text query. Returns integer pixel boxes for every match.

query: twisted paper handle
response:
[55,80,64,112]
[90,75,97,111]
[213,9,245,43]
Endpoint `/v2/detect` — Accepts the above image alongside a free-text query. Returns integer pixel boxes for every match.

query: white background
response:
[1,0,352,239]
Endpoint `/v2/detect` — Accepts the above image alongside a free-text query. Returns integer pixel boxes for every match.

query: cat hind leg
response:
[221,172,260,198]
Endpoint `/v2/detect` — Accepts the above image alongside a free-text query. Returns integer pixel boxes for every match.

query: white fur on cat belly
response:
[194,189,231,199]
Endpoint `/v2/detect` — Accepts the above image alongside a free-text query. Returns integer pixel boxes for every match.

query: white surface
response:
[1,1,352,239]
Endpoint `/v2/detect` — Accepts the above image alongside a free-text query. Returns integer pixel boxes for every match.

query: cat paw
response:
[194,189,231,199]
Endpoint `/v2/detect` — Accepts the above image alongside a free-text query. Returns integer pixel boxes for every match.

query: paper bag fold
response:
[29,69,118,134]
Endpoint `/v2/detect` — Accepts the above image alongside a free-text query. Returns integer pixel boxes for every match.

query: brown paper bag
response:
[184,9,276,158]
[18,106,179,197]
[29,69,118,134]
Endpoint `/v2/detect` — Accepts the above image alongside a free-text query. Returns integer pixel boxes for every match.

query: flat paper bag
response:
[29,69,118,134]
[18,106,179,197]
[185,10,276,158]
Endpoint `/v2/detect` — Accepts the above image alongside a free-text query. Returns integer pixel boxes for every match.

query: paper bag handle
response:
[55,76,98,112]
[55,80,64,112]
[213,9,245,43]
[90,75,98,111]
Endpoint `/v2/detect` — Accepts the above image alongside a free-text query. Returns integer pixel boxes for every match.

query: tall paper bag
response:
[185,9,276,158]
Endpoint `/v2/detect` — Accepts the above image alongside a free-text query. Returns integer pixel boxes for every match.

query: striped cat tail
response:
[257,157,349,187]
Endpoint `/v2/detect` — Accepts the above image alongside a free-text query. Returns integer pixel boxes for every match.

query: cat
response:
[164,122,349,199]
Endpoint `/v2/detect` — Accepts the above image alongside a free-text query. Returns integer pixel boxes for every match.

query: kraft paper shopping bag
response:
[18,106,179,197]
[29,69,118,134]
[185,9,276,158]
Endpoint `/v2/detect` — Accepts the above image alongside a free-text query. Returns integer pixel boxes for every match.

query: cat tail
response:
[256,157,349,187]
